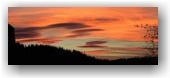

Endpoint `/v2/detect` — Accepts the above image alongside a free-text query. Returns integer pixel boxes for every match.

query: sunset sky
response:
[8,7,158,60]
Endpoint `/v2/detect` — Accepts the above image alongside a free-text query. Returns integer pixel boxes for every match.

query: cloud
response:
[16,22,90,31]
[15,31,40,39]
[77,41,108,48]
[66,28,104,38]
[15,27,44,33]
[15,27,42,39]
[83,48,144,55]
[15,22,91,39]
[139,7,158,19]
[78,45,108,48]
[78,40,146,55]
[15,22,104,44]
[83,50,108,55]
[78,17,120,23]
[107,51,145,55]
[17,38,62,44]
[107,47,146,51]
[95,18,120,22]
[129,16,141,21]
[65,33,89,38]
[86,41,107,45]
[73,29,103,33]
[46,22,90,29]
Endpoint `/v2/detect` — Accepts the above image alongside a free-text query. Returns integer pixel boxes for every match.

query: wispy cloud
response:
[77,41,108,48]
[15,22,105,44]
[15,22,91,39]
[15,31,40,39]
[86,41,107,45]
[17,38,62,44]
[66,28,104,38]
[95,17,120,22]
[46,22,90,29]
[83,50,108,55]
[73,29,104,33]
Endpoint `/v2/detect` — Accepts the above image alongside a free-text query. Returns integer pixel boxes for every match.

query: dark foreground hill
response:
[8,43,158,65]
[8,24,158,65]
[8,43,108,65]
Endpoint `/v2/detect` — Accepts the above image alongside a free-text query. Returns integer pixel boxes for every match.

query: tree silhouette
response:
[8,24,16,48]
[135,24,158,56]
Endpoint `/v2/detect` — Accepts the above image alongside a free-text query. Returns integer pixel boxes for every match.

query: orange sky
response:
[8,7,158,60]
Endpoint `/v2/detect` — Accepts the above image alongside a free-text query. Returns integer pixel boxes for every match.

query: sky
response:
[8,7,158,60]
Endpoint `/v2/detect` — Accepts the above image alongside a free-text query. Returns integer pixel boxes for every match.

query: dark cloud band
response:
[77,41,107,48]
[15,22,91,39]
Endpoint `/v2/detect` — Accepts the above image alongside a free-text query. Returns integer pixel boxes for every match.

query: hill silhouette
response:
[8,24,158,65]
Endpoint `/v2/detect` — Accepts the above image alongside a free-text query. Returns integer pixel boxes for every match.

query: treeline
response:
[9,43,109,65]
[8,43,158,65]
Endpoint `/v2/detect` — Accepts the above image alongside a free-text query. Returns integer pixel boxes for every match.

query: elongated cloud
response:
[15,22,91,39]
[15,22,105,45]
[65,33,89,38]
[95,18,120,22]
[47,23,90,29]
[66,28,104,38]
[78,41,108,48]
[83,50,108,55]
[78,45,108,48]
[17,38,62,44]
[73,29,104,33]
[15,31,40,39]
[86,41,107,45]
[16,22,90,32]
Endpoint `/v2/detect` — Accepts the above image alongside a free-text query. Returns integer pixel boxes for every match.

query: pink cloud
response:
[17,38,62,44]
